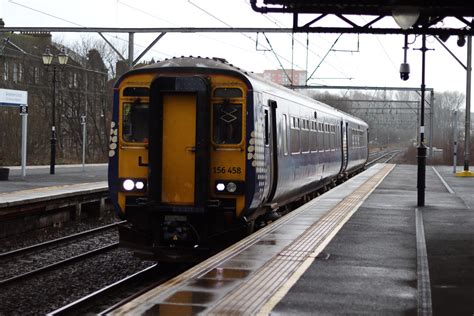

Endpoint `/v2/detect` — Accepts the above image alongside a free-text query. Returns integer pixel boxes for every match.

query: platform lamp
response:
[42,46,69,175]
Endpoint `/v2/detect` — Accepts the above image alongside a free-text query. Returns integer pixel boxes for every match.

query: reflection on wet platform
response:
[200,267,251,280]
[144,303,206,315]
[164,290,215,305]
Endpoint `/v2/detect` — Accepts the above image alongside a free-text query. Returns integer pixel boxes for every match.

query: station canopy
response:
[251,0,474,35]
[257,0,474,16]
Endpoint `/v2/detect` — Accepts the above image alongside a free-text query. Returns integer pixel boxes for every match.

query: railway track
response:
[0,222,124,287]
[47,264,160,315]
[366,149,403,167]
[48,262,191,315]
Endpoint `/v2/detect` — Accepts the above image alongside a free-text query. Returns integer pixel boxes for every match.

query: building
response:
[0,26,110,165]
[260,69,307,86]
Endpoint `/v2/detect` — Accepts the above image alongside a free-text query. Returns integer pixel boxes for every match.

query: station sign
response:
[0,88,28,107]
[19,105,28,115]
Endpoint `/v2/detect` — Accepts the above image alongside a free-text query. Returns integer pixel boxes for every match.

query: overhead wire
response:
[118,0,265,58]
[8,0,173,61]
[186,0,308,71]
[238,0,350,78]
[10,0,351,80]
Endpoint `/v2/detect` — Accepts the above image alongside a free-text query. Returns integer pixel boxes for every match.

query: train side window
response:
[317,122,323,151]
[122,99,149,143]
[282,114,288,155]
[310,120,317,152]
[213,102,242,144]
[290,115,300,154]
[301,119,309,153]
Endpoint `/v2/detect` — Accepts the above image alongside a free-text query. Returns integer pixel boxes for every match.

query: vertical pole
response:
[429,90,434,160]
[291,33,294,86]
[21,111,27,178]
[417,34,427,207]
[453,110,458,173]
[82,117,86,172]
[50,66,57,175]
[82,72,88,172]
[464,35,472,172]
[305,33,309,85]
[128,32,134,68]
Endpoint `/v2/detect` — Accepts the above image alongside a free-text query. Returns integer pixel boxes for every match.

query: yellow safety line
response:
[112,164,395,315]
[208,163,395,315]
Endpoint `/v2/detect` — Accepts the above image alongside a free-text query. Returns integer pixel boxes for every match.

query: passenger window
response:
[282,114,288,155]
[122,99,148,143]
[213,102,242,144]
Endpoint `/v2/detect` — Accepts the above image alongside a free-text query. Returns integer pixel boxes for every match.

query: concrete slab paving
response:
[274,164,474,315]
[0,164,107,194]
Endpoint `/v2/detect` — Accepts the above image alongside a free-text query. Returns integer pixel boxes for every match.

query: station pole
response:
[21,109,27,178]
[417,34,427,207]
[50,66,57,175]
[463,35,472,172]
[453,110,458,173]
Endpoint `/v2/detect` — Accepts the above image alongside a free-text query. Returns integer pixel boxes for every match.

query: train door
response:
[161,94,196,204]
[264,99,278,203]
[148,76,210,208]
[341,121,349,172]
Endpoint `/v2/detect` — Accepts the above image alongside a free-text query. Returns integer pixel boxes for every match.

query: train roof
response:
[134,56,249,76]
[127,56,367,127]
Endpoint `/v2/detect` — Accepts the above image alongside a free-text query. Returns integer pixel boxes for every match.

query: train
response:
[108,56,368,261]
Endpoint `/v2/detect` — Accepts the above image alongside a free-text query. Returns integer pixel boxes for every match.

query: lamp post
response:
[42,47,68,175]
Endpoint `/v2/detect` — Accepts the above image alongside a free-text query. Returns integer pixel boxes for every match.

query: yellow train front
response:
[108,57,253,261]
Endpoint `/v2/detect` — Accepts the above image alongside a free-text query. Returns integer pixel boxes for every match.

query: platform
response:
[110,164,474,315]
[0,164,109,237]
[0,164,107,194]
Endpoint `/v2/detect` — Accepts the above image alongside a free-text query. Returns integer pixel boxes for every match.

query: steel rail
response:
[0,221,125,260]
[0,243,119,287]
[366,149,403,167]
[47,264,159,316]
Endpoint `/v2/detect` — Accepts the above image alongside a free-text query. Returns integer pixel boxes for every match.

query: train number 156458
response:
[213,166,242,174]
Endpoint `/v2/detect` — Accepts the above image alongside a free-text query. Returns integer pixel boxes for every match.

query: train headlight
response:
[226,182,237,193]
[216,183,226,192]
[120,179,147,192]
[123,179,135,191]
[135,181,145,190]
[214,180,244,195]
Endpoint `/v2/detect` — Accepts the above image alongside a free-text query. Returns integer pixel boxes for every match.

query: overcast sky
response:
[1,0,472,97]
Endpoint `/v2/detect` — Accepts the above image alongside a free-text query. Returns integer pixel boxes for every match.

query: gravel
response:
[1,229,118,280]
[0,210,159,315]
[0,247,155,315]
[0,211,118,253]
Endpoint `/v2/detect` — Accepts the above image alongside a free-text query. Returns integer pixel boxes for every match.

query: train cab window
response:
[123,87,149,97]
[122,99,149,143]
[213,101,242,144]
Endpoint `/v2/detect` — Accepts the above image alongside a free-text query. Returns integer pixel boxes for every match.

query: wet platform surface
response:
[0,164,107,206]
[111,164,474,315]
[0,164,107,194]
[274,165,474,315]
